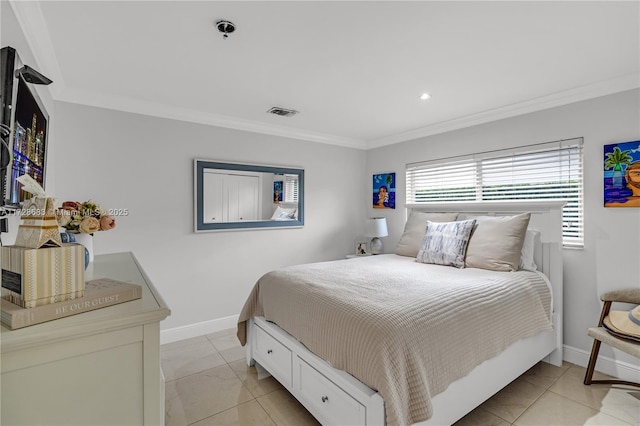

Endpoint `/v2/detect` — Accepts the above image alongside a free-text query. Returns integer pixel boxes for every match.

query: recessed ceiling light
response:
[420,93,431,100]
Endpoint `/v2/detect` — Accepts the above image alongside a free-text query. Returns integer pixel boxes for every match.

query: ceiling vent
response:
[267,107,299,117]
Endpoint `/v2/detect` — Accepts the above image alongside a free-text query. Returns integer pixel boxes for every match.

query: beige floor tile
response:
[257,389,320,426]
[161,336,227,381]
[190,400,276,426]
[515,391,632,425]
[219,345,248,363]
[521,360,572,389]
[165,364,254,426]
[206,328,237,340]
[163,333,636,426]
[229,359,286,398]
[481,375,547,423]
[550,364,640,425]
[208,332,242,352]
[453,406,511,426]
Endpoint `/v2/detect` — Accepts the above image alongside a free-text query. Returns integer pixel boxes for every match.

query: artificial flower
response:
[100,215,116,231]
[79,216,100,233]
[57,200,117,234]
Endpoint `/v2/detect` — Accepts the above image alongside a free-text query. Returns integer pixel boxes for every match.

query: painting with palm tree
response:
[604,140,640,207]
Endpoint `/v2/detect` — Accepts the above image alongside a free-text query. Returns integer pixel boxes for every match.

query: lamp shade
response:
[365,217,388,238]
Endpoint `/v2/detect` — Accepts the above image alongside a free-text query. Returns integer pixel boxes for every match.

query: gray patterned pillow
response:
[416,219,476,268]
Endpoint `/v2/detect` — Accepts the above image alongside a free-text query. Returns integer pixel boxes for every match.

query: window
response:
[283,174,299,203]
[406,138,584,247]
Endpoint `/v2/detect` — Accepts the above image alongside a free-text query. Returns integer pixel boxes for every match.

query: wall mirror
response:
[194,159,304,232]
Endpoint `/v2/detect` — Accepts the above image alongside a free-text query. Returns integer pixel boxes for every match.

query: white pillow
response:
[395,211,459,257]
[519,229,539,271]
[270,206,296,221]
[416,219,476,268]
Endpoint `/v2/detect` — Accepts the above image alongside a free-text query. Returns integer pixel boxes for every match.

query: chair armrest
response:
[600,288,640,304]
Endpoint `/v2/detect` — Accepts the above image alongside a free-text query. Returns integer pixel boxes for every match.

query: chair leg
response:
[584,337,640,388]
[584,339,601,385]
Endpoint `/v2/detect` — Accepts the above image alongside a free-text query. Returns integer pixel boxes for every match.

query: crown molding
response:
[366,73,640,149]
[57,87,367,149]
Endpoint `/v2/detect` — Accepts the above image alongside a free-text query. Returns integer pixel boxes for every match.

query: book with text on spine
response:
[1,278,143,330]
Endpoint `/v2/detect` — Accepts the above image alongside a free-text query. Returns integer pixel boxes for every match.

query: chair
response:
[584,288,640,387]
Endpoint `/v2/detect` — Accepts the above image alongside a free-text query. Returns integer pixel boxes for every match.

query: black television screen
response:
[0,46,49,206]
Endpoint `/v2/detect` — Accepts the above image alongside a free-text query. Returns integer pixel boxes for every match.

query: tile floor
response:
[162,328,639,426]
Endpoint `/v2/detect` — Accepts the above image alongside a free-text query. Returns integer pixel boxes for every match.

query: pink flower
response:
[61,201,81,211]
[100,215,116,231]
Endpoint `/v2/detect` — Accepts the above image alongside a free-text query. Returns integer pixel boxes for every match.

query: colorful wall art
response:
[373,172,395,209]
[604,140,640,207]
[273,181,283,204]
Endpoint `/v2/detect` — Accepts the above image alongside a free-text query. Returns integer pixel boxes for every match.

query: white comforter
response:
[238,254,552,425]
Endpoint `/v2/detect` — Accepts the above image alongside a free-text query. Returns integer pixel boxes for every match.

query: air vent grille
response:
[267,107,299,117]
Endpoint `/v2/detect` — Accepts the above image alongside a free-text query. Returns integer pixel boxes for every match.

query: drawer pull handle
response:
[321,396,329,403]
[267,349,273,354]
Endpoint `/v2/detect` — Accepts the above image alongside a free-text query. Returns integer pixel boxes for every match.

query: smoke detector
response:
[267,107,299,117]
[216,20,235,38]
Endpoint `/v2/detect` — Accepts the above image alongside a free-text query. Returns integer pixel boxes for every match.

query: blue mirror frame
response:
[194,159,305,232]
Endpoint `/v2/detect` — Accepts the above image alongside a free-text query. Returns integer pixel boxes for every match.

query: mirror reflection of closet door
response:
[203,171,260,223]
[228,174,259,221]
[203,172,224,223]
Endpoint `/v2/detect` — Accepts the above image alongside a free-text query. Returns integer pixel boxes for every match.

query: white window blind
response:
[283,174,299,203]
[406,138,584,247]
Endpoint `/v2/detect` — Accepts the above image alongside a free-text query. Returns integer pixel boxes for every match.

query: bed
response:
[237,201,564,425]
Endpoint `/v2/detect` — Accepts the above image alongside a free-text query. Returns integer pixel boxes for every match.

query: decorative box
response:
[1,244,85,308]
[14,196,63,249]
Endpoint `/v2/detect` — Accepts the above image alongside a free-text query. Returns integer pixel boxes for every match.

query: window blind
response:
[406,138,584,247]
[283,174,299,203]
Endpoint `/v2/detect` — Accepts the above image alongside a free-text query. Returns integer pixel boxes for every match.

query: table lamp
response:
[366,217,388,255]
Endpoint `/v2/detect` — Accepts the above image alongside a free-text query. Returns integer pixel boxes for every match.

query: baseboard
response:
[160,315,239,345]
[563,344,640,383]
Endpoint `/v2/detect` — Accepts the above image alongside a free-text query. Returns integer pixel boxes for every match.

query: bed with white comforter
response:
[238,254,553,425]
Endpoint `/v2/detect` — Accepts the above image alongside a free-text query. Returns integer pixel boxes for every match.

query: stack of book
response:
[1,278,143,330]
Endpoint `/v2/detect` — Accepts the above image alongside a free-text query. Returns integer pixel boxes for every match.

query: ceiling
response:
[7,1,640,149]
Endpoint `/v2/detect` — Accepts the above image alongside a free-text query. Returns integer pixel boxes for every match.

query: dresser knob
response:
[321,396,329,403]
[267,349,273,354]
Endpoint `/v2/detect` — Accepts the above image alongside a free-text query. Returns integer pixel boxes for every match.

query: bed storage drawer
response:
[254,323,293,387]
[297,357,366,425]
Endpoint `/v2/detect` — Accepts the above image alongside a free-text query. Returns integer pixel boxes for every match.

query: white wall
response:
[366,89,640,367]
[2,0,367,338]
[51,101,366,333]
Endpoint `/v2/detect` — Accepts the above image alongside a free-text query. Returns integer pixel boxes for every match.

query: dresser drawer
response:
[298,358,366,425]
[254,324,293,387]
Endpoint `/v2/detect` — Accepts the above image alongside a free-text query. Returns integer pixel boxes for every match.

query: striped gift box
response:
[1,244,85,308]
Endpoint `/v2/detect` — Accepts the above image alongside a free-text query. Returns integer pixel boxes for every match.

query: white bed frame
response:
[246,201,564,425]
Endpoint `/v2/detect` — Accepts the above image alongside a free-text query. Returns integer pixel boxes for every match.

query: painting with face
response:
[604,140,640,207]
[373,173,395,209]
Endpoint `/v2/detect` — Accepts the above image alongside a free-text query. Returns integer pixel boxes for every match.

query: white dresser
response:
[0,252,171,426]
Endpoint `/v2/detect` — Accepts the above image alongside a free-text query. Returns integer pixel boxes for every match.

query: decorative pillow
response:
[464,213,531,272]
[395,211,459,257]
[416,219,476,268]
[270,206,296,221]
[519,229,539,271]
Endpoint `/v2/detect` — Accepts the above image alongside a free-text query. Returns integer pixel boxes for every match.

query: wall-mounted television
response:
[1,46,51,208]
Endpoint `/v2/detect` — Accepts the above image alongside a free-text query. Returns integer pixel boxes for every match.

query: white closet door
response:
[227,174,259,221]
[203,172,225,223]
